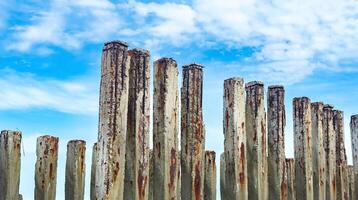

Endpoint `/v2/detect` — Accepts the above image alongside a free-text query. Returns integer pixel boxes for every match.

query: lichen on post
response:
[204,151,216,200]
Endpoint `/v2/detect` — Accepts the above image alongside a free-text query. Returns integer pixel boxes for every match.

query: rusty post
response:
[204,151,216,200]
[223,77,247,200]
[35,135,59,200]
[285,159,296,200]
[153,58,179,200]
[96,41,130,199]
[90,143,97,200]
[267,85,286,200]
[351,115,358,200]
[181,64,205,200]
[124,48,151,200]
[323,105,336,200]
[0,130,22,200]
[311,102,326,200]
[348,165,355,200]
[65,140,86,200]
[293,97,313,200]
[246,81,268,200]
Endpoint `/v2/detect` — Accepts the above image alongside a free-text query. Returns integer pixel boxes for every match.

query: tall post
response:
[153,58,179,199]
[323,105,336,200]
[293,97,313,200]
[267,85,286,200]
[65,140,86,200]
[181,64,205,200]
[348,165,355,200]
[285,159,296,200]
[124,48,151,200]
[90,143,97,200]
[311,102,326,200]
[204,151,216,200]
[96,41,130,199]
[35,135,59,200]
[0,130,22,200]
[350,115,358,200]
[246,81,267,200]
[223,77,247,200]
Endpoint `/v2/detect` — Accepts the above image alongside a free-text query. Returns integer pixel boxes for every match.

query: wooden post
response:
[149,149,153,200]
[285,159,296,200]
[267,85,286,200]
[0,130,22,200]
[293,97,313,200]
[124,48,151,200]
[350,115,358,200]
[323,105,336,200]
[223,77,247,200]
[181,64,205,200]
[348,165,355,200]
[90,143,97,200]
[311,102,326,200]
[153,58,179,200]
[35,135,59,200]
[246,81,268,200]
[65,140,86,200]
[204,151,216,200]
[177,150,181,200]
[96,41,130,200]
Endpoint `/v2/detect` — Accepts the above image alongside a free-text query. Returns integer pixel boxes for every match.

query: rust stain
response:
[239,143,245,185]
[169,148,177,190]
[194,164,201,200]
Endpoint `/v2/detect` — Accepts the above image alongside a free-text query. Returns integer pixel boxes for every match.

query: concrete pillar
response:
[181,64,205,200]
[65,140,86,200]
[223,77,247,200]
[0,130,22,200]
[350,115,358,200]
[323,105,336,200]
[96,40,130,200]
[246,81,267,200]
[348,165,355,200]
[153,58,179,200]
[90,143,97,200]
[204,151,216,200]
[124,48,151,200]
[35,135,59,200]
[311,102,326,200]
[285,159,296,200]
[293,97,313,200]
[267,85,286,200]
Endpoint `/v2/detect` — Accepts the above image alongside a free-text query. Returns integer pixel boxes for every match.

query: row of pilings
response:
[0,40,357,200]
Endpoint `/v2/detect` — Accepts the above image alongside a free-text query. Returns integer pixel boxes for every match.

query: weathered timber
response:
[181,64,205,200]
[90,143,97,200]
[153,58,179,200]
[311,102,326,200]
[267,85,286,200]
[149,149,153,200]
[223,77,247,200]
[0,130,22,200]
[204,151,216,200]
[293,97,313,200]
[96,41,130,200]
[177,150,181,200]
[35,135,59,200]
[323,105,336,200]
[285,159,296,200]
[246,81,268,200]
[351,115,358,200]
[65,140,86,200]
[348,165,355,200]
[124,48,151,200]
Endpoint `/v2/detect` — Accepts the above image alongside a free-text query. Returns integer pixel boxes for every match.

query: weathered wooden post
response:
[285,159,296,200]
[96,41,130,199]
[177,150,181,200]
[90,143,97,200]
[311,102,326,200]
[246,81,267,200]
[351,114,358,200]
[149,149,153,200]
[65,140,86,200]
[223,77,247,200]
[293,97,313,200]
[35,135,59,200]
[204,151,216,200]
[267,85,286,200]
[323,105,336,200]
[152,58,179,200]
[0,130,22,200]
[348,165,355,200]
[124,48,151,200]
[181,64,205,200]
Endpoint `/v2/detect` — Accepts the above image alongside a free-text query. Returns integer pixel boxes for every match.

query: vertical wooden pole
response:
[285,159,296,200]
[348,165,355,200]
[220,153,227,200]
[204,151,216,200]
[90,143,97,200]
[35,135,59,200]
[350,115,358,200]
[65,140,86,200]
[149,149,153,200]
[0,130,22,200]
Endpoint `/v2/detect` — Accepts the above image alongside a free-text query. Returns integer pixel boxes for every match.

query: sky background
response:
[0,0,357,199]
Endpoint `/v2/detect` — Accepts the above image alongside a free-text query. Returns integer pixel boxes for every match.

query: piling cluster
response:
[0,40,357,200]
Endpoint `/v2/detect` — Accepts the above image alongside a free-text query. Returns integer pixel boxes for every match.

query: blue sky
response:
[0,0,357,199]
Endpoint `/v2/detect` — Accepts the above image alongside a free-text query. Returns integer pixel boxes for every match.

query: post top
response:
[104,40,128,47]
[351,114,358,121]
[224,77,244,82]
[128,48,150,56]
[38,135,59,142]
[311,101,324,106]
[68,139,86,145]
[183,63,204,70]
[245,81,264,88]
[155,57,177,64]
[323,104,334,109]
[293,96,310,102]
[268,85,284,90]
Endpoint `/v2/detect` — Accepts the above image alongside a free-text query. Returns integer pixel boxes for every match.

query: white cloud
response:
[0,0,9,31]
[0,69,98,115]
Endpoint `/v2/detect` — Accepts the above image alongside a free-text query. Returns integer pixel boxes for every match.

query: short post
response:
[204,151,216,200]
[348,165,355,200]
[286,159,296,200]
